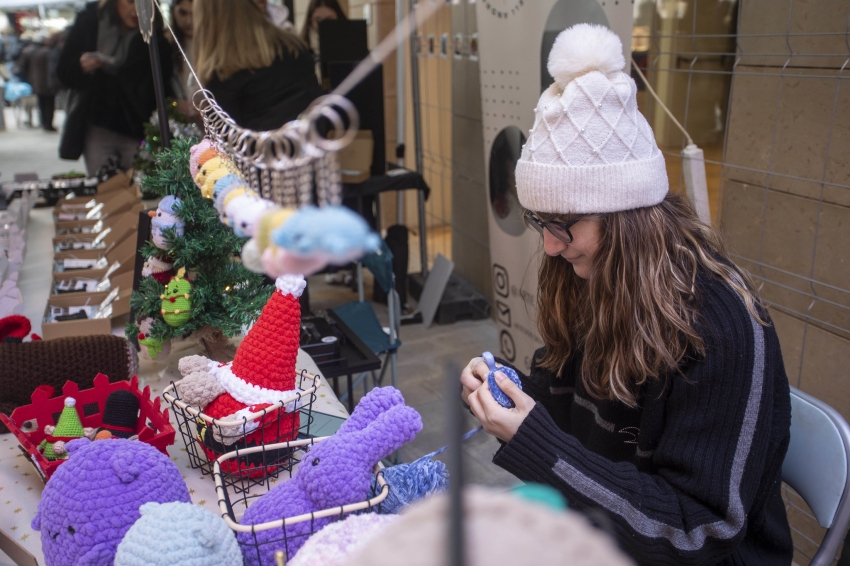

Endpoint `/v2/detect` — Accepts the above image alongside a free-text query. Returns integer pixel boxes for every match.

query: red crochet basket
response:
[0,374,175,482]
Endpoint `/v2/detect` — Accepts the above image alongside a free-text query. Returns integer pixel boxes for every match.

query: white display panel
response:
[476,0,633,370]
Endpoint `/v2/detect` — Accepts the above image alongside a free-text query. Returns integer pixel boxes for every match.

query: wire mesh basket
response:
[163,369,320,484]
[214,436,389,566]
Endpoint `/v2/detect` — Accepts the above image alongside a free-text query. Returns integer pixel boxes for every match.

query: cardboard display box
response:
[337,130,374,184]
[52,210,141,253]
[53,188,141,223]
[42,286,132,341]
[54,234,137,274]
[53,267,134,297]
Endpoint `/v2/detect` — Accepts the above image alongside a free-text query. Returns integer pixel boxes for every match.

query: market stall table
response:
[0,338,348,565]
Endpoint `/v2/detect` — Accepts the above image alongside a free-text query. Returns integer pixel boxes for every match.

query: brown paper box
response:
[52,262,135,296]
[53,208,142,250]
[96,169,134,195]
[53,188,141,223]
[54,234,138,274]
[41,287,132,341]
[52,215,138,255]
[337,130,374,184]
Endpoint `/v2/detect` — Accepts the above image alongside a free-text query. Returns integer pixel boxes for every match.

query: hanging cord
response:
[154,0,442,163]
[630,57,694,147]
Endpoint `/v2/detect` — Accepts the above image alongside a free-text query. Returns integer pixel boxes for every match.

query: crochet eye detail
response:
[67,526,75,535]
[311,458,320,466]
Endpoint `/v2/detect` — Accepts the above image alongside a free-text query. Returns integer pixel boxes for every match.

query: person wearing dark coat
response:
[193,0,320,132]
[57,0,173,175]
[17,34,61,131]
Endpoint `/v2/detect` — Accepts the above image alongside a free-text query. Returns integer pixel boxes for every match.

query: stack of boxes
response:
[43,171,143,340]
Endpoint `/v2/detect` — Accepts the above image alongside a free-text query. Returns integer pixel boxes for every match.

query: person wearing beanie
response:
[461,24,792,566]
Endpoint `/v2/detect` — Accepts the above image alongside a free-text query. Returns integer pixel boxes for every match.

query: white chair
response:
[783,387,850,565]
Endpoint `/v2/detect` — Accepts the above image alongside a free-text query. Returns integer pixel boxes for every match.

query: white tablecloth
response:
[0,339,347,564]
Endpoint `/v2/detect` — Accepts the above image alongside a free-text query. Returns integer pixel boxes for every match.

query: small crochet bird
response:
[150,196,184,251]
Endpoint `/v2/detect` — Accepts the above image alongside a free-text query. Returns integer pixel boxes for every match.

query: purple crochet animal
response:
[32,438,191,566]
[238,387,422,565]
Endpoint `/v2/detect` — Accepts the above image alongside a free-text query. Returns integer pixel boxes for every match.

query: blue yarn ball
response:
[488,367,522,407]
[372,455,449,514]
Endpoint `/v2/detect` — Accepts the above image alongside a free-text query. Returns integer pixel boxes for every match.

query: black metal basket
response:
[162,369,320,488]
[213,435,390,566]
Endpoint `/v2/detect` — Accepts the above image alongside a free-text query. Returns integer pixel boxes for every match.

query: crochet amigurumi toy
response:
[0,315,138,433]
[32,438,190,566]
[271,205,381,262]
[288,513,399,566]
[115,502,242,566]
[38,397,93,460]
[160,269,193,327]
[150,196,184,250]
[238,386,422,565]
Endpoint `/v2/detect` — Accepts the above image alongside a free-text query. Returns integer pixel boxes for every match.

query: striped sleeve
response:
[493,293,780,565]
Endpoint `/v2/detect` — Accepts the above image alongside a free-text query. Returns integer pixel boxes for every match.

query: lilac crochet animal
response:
[32,438,191,566]
[238,387,422,565]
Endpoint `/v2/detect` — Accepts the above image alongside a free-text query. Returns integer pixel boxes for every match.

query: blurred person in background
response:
[253,0,294,31]
[194,0,319,131]
[168,0,200,119]
[299,0,346,55]
[16,31,61,131]
[57,0,173,175]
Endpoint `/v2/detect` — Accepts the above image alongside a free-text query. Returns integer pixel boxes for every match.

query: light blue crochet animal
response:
[115,502,242,566]
[212,174,245,202]
[271,206,381,264]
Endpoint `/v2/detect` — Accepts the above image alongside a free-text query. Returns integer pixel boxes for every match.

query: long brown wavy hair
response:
[535,192,765,407]
[193,0,306,84]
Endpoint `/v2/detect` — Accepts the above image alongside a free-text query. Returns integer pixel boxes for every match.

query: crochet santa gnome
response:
[177,275,306,468]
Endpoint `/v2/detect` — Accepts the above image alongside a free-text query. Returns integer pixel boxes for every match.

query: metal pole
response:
[395,0,406,224]
[408,0,427,277]
[147,27,171,149]
[445,362,466,566]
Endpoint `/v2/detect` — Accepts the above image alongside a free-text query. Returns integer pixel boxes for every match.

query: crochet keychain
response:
[482,351,523,408]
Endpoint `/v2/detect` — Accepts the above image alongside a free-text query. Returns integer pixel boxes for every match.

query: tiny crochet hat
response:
[202,275,305,422]
[100,389,140,439]
[516,24,668,214]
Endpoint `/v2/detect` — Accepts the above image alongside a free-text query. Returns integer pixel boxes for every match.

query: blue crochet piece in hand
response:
[483,351,522,408]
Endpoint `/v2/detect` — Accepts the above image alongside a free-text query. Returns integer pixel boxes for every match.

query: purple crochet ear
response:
[31,511,41,531]
[337,387,405,435]
[354,404,423,465]
[110,448,141,484]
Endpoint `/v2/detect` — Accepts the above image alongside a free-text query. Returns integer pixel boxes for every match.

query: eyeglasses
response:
[523,211,583,244]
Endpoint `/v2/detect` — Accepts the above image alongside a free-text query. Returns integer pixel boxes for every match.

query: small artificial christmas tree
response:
[126,139,273,360]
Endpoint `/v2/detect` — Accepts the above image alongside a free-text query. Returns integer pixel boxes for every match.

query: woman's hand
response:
[467,372,535,443]
[460,356,489,405]
[80,53,104,74]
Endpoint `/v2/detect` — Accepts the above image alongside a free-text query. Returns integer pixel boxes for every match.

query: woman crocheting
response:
[461,24,792,566]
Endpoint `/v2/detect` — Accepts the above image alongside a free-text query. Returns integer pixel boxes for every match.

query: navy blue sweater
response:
[494,274,793,565]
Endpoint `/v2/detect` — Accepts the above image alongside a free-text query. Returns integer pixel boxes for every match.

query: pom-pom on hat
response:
[516,24,668,215]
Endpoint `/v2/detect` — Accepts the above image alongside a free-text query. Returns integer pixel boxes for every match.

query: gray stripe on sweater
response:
[573,394,616,432]
[550,386,574,395]
[553,314,765,551]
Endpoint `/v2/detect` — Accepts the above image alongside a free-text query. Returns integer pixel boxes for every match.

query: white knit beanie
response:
[516,24,668,214]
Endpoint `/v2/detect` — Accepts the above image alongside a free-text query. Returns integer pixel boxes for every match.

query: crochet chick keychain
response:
[482,351,523,408]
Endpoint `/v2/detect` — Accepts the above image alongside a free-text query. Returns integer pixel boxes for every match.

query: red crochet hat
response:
[203,275,305,422]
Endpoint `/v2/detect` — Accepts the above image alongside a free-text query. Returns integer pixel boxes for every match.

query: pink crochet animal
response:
[238,387,422,565]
